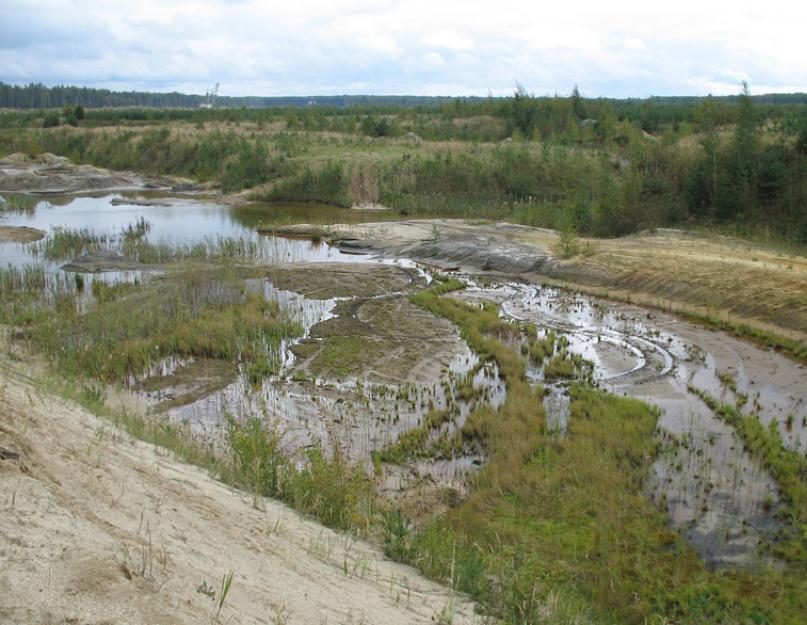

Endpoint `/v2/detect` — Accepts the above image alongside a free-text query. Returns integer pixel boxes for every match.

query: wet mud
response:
[0,225,45,243]
[454,281,805,568]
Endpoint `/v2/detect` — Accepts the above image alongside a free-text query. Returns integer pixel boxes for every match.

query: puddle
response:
[162,344,499,463]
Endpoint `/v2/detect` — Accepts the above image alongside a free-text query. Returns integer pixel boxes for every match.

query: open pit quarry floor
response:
[2,180,806,622]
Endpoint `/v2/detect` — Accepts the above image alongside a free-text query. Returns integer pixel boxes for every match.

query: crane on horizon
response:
[199,82,219,109]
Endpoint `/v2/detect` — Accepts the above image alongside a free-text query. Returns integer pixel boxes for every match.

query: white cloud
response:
[0,0,805,96]
[623,37,647,52]
[420,29,474,52]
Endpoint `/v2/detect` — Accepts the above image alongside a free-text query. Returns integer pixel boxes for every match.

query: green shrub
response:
[257,162,351,206]
[381,509,412,561]
[285,446,373,530]
[43,113,60,128]
[226,414,287,505]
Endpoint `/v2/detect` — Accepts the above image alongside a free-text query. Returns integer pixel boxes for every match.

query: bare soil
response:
[0,355,480,625]
[264,262,417,299]
[292,295,469,383]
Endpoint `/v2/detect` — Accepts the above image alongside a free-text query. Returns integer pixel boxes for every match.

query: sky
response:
[1,0,806,98]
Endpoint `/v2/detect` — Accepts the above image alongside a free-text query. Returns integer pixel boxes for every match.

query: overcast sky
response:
[1,0,805,98]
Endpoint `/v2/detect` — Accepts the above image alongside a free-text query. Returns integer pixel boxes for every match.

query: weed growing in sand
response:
[118,519,172,592]
[215,570,234,622]
[222,408,374,532]
[381,509,412,562]
[285,446,374,531]
[270,603,293,625]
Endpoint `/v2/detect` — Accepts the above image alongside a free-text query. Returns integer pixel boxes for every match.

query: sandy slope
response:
[0,359,482,625]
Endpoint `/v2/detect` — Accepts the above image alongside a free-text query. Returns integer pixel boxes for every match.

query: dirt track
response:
[0,356,481,625]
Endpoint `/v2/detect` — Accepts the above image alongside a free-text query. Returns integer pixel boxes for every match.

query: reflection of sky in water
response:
[0,194,242,241]
[0,193,367,269]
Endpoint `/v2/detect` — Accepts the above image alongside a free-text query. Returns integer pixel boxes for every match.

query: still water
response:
[0,193,377,269]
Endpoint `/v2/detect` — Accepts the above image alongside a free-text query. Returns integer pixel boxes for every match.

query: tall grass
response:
[27,268,301,384]
[29,227,112,261]
[0,264,74,324]
[0,193,38,213]
[121,235,262,264]
[26,221,271,266]
[252,161,351,207]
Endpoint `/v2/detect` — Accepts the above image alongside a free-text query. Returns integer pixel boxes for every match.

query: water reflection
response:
[0,193,375,271]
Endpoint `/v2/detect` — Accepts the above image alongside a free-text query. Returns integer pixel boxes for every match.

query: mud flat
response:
[276,219,807,342]
[61,250,164,273]
[271,220,553,275]
[264,262,416,299]
[292,295,471,383]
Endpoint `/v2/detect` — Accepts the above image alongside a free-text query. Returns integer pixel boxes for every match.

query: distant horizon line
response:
[2,80,807,102]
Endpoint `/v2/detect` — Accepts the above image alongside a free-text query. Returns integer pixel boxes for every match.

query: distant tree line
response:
[3,81,807,123]
[0,82,472,110]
